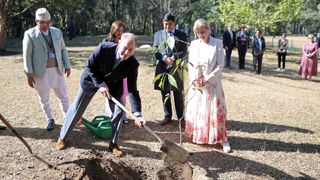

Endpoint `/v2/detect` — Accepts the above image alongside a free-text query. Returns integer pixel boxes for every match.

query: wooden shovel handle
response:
[110,96,138,120]
[0,113,33,154]
[110,97,164,144]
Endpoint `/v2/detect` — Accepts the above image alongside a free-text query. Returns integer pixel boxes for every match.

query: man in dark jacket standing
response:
[252,30,266,75]
[223,23,236,69]
[153,13,187,126]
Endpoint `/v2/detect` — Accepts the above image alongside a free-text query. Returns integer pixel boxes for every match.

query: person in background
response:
[102,20,129,124]
[153,13,187,126]
[185,18,231,153]
[298,34,318,80]
[222,23,236,69]
[184,24,191,42]
[276,33,288,72]
[251,29,266,75]
[56,33,145,157]
[23,7,71,131]
[236,25,249,69]
[66,16,76,40]
[316,32,320,48]
[316,32,320,59]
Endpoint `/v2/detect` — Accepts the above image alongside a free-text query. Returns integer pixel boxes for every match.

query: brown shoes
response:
[56,138,66,150]
[160,117,172,126]
[109,143,123,157]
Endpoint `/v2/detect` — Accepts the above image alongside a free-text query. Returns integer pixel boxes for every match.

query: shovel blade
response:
[160,139,189,163]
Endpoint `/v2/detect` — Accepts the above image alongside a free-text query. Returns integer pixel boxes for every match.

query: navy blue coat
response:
[80,42,141,112]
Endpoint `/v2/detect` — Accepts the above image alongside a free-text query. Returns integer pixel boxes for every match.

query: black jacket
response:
[80,41,141,112]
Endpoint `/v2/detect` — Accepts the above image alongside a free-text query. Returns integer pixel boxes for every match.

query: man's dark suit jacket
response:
[80,42,141,112]
[252,36,266,56]
[153,29,187,92]
[223,30,236,49]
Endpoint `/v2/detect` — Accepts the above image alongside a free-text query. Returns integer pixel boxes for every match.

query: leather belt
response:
[47,58,58,67]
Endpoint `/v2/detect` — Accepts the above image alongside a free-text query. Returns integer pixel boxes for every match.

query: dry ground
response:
[0,36,319,179]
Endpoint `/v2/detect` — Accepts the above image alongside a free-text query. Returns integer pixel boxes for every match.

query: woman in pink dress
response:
[299,34,318,80]
[185,19,230,153]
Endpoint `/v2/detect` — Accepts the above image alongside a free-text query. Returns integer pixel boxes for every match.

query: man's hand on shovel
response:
[109,95,145,128]
[135,117,145,128]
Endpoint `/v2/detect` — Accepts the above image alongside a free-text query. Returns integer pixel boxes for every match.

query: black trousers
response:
[253,54,263,74]
[238,46,247,69]
[161,90,184,120]
[277,53,286,69]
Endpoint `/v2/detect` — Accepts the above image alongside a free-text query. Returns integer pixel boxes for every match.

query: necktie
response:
[113,58,121,70]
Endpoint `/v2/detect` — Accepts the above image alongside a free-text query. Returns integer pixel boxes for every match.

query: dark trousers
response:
[238,46,247,69]
[253,54,263,74]
[60,87,124,144]
[277,53,286,69]
[225,48,233,68]
[161,90,184,119]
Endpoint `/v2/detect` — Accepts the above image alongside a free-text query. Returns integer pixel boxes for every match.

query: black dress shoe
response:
[0,125,6,130]
[47,119,55,131]
[160,117,172,126]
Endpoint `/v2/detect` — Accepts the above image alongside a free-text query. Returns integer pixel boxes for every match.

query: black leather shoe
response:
[0,125,6,130]
[160,117,172,126]
[47,119,55,131]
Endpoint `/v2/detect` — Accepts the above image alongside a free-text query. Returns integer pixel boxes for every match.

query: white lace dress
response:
[185,37,228,144]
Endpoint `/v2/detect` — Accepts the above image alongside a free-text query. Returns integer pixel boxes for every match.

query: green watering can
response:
[81,115,112,140]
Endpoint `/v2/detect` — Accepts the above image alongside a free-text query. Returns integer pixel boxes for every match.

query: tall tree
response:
[0,0,12,52]
[300,0,320,34]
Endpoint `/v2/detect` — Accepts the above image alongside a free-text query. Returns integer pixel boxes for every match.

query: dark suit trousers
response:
[161,90,184,120]
[60,86,124,144]
[225,48,232,68]
[253,54,263,74]
[238,46,247,69]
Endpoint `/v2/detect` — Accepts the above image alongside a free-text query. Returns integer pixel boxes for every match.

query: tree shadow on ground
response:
[229,136,320,153]
[228,120,314,134]
[0,121,169,161]
[189,150,313,179]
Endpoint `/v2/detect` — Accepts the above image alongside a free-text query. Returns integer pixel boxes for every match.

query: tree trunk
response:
[0,5,7,51]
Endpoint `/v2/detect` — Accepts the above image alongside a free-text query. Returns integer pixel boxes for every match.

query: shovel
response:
[0,113,54,168]
[110,96,189,163]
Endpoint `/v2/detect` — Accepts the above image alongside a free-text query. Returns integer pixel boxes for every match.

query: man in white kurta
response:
[23,8,71,131]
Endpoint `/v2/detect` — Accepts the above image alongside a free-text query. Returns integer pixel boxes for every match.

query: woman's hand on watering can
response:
[135,117,145,128]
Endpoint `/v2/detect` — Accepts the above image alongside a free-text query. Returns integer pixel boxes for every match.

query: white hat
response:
[35,8,51,21]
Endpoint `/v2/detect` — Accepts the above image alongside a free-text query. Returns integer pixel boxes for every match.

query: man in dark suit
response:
[223,23,236,69]
[56,33,145,157]
[252,30,266,75]
[153,13,187,126]
[236,26,249,69]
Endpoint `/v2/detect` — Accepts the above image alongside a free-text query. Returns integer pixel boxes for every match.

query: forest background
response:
[1,0,320,52]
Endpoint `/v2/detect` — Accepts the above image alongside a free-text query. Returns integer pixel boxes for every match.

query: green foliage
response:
[219,0,303,32]
[300,0,320,34]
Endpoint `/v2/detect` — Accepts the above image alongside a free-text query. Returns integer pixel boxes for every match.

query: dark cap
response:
[162,13,175,22]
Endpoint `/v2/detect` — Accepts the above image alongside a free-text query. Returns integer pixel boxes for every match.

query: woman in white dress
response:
[185,19,231,153]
